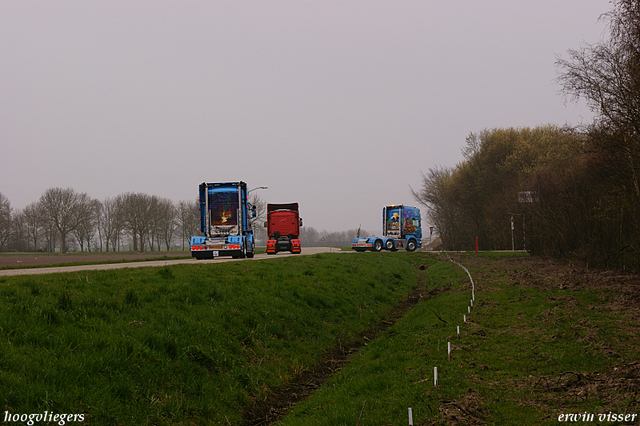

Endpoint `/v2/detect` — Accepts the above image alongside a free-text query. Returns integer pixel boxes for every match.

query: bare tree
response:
[177,199,200,250]
[118,192,154,252]
[72,195,99,252]
[249,194,267,244]
[0,192,12,251]
[22,201,44,251]
[556,0,640,202]
[97,197,123,252]
[39,187,87,254]
[155,198,177,251]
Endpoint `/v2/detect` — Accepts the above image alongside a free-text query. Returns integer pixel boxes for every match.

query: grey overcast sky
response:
[1,1,609,234]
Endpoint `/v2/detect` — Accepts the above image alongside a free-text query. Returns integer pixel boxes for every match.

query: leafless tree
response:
[72,195,100,252]
[96,197,124,252]
[117,192,153,252]
[249,194,267,243]
[556,0,640,202]
[39,187,88,254]
[0,192,12,251]
[22,201,44,251]
[177,199,200,250]
[154,197,177,251]
[145,195,161,251]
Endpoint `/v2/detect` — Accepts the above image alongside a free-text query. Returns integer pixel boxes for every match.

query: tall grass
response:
[0,253,417,425]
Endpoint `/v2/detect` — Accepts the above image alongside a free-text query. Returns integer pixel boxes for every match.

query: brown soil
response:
[0,252,191,269]
[423,253,640,425]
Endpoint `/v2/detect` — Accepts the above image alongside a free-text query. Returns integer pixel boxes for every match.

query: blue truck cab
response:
[352,205,422,252]
[190,181,257,260]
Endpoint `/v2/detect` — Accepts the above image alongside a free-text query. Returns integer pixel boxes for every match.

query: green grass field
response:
[0,253,417,425]
[0,251,637,425]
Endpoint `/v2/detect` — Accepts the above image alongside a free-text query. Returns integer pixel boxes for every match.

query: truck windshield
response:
[209,190,239,236]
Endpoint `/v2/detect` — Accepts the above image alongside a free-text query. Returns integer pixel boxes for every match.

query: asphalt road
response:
[0,247,347,277]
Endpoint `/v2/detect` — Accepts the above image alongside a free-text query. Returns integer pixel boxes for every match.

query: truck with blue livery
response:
[351,205,422,252]
[190,181,257,260]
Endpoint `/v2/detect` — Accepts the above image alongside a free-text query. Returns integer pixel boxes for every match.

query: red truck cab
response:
[265,203,302,254]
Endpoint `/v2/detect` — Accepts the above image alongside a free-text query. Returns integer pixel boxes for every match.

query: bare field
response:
[0,252,192,269]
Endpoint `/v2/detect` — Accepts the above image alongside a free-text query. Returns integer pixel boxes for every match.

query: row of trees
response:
[0,189,201,254]
[0,188,366,254]
[413,0,640,270]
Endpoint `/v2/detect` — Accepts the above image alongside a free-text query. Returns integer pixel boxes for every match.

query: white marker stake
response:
[464,314,466,323]
[468,306,471,313]
[457,325,460,338]
[408,408,413,425]
[434,367,438,386]
[471,299,473,307]
[448,341,451,362]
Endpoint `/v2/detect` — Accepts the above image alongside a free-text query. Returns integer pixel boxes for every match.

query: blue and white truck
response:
[190,181,257,260]
[352,205,422,252]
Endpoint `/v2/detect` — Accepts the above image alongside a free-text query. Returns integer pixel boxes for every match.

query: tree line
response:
[0,188,201,254]
[413,0,640,270]
[0,188,367,254]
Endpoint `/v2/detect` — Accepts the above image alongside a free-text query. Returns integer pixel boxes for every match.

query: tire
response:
[407,239,417,252]
[354,248,366,252]
[384,239,394,250]
[373,240,383,252]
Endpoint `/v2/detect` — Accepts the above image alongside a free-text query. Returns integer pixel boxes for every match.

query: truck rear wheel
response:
[384,239,394,250]
[407,239,417,252]
[373,240,383,252]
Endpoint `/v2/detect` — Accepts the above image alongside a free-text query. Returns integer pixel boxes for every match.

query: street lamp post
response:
[248,186,268,194]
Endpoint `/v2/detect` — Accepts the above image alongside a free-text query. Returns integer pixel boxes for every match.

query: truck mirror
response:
[264,221,267,227]
[300,218,303,227]
[251,206,257,218]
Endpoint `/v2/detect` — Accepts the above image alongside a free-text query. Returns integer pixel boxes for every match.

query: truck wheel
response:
[407,240,417,252]
[247,251,255,258]
[373,240,383,252]
[384,239,394,250]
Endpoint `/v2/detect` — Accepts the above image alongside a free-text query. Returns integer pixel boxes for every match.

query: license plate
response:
[212,251,219,256]
[357,243,366,247]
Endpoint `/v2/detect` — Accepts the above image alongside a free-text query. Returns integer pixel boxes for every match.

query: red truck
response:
[265,203,302,254]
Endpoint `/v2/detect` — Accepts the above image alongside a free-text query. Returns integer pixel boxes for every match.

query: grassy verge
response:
[0,253,417,425]
[275,252,640,425]
[2,251,637,425]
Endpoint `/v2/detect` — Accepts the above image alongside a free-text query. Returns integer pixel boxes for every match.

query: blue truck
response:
[190,182,257,260]
[351,205,422,252]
